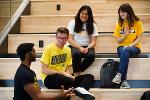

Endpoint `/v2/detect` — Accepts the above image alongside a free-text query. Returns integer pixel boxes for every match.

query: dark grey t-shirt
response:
[14,64,38,100]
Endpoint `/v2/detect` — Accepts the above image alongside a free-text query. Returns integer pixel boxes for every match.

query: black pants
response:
[44,74,94,90]
[69,45,95,73]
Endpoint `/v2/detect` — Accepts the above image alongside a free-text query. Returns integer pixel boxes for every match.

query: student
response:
[40,27,95,100]
[14,43,73,100]
[67,5,98,76]
[112,3,143,88]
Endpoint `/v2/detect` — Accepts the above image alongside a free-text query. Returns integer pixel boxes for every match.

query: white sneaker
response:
[112,72,122,84]
[74,87,95,100]
[120,80,130,89]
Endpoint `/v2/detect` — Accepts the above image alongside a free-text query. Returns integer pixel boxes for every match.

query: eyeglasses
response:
[56,36,68,40]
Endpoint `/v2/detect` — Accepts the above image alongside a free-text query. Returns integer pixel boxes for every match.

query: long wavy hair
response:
[118,3,140,27]
[74,5,95,36]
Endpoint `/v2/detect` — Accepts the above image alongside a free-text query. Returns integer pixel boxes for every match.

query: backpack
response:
[141,90,150,100]
[100,59,120,88]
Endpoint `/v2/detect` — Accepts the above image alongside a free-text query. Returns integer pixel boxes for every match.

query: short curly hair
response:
[16,43,34,61]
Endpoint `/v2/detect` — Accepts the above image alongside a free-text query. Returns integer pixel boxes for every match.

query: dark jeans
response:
[44,74,94,90]
[117,46,141,81]
[69,45,95,73]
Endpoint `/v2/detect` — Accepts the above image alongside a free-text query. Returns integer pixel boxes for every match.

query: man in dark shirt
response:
[14,43,73,100]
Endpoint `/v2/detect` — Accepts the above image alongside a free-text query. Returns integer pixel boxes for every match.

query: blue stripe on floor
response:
[0,80,150,88]
[92,80,150,88]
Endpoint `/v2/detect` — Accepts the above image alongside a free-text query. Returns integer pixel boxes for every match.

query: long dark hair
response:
[74,5,94,35]
[118,3,140,27]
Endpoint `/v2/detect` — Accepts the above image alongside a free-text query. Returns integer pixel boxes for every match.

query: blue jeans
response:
[117,46,141,81]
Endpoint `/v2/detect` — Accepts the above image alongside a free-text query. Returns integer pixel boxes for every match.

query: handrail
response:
[0,0,30,45]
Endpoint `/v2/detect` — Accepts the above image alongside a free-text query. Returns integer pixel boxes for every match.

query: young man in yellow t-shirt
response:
[14,43,73,100]
[40,27,95,100]
[112,3,143,89]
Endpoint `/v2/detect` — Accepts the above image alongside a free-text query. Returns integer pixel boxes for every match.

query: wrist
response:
[57,94,64,100]
[87,46,91,49]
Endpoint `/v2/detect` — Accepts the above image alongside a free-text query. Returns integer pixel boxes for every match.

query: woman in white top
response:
[67,5,98,76]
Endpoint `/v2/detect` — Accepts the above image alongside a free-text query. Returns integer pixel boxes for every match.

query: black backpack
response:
[141,90,150,100]
[100,59,120,88]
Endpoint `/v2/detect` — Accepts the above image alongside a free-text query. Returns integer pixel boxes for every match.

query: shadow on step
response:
[0,80,150,88]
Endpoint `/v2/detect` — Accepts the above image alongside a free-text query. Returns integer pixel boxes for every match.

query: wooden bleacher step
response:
[0,87,150,100]
[20,14,150,33]
[8,34,150,54]
[30,0,150,15]
[0,1,21,16]
[0,58,150,80]
[0,17,10,31]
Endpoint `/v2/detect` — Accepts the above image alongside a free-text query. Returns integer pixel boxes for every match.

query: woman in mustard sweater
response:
[112,3,143,89]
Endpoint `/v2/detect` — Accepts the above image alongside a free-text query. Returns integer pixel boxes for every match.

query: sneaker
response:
[112,72,122,84]
[120,80,130,89]
[74,87,95,100]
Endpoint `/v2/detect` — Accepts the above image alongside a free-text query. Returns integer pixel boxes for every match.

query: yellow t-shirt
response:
[40,43,72,82]
[113,20,143,50]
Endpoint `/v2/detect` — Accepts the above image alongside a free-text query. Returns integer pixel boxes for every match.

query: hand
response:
[62,72,74,79]
[124,26,129,34]
[58,85,74,100]
[83,47,88,54]
[80,47,88,54]
[79,47,85,53]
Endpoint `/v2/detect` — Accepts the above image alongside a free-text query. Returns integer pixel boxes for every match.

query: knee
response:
[85,74,94,80]
[87,53,95,60]
[72,49,81,57]
[122,48,129,54]
[90,74,94,80]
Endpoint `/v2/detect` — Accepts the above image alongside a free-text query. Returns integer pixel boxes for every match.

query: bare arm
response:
[41,63,73,78]
[116,34,128,43]
[82,36,97,54]
[65,65,75,79]
[24,83,73,100]
[87,36,97,49]
[65,65,73,75]
[116,26,129,43]
[68,34,82,50]
[129,35,142,47]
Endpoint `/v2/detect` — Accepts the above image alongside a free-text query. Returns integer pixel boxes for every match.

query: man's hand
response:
[58,85,74,100]
[62,72,74,79]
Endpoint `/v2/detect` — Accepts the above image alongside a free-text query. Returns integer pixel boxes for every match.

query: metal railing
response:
[0,0,30,45]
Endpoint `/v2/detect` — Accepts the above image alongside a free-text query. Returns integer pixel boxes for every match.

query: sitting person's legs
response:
[73,74,95,100]
[44,73,95,100]
[69,46,82,75]
[113,46,140,88]
[118,46,140,80]
[73,74,94,90]
[44,74,74,89]
[80,48,95,72]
